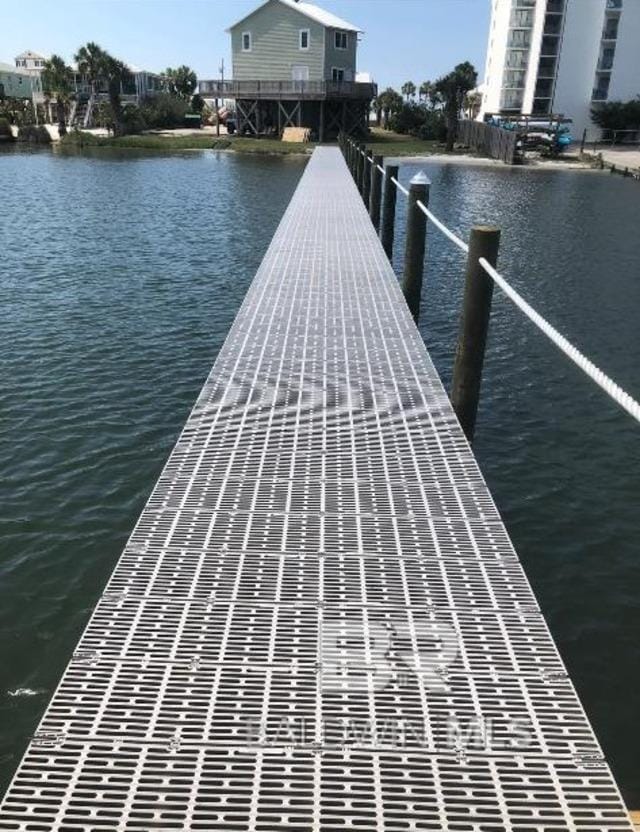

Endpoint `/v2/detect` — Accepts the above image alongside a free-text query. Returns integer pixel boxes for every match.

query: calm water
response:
[0,147,638,804]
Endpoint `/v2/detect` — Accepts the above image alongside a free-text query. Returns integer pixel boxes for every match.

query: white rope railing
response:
[478,258,640,423]
[342,138,639,425]
[390,175,409,197]
[416,200,469,254]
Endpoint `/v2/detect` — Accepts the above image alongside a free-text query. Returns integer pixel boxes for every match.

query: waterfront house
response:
[67,63,164,127]
[0,62,41,100]
[14,50,47,72]
[12,48,163,127]
[198,0,376,139]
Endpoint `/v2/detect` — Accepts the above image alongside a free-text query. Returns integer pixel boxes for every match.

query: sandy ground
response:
[77,125,228,138]
[388,152,596,171]
[145,125,228,138]
[592,145,640,170]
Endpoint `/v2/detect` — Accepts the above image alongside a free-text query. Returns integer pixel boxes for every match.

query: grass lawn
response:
[60,130,315,155]
[364,127,448,157]
[59,126,455,158]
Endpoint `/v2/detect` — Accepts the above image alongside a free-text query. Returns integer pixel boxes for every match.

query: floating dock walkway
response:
[0,148,632,830]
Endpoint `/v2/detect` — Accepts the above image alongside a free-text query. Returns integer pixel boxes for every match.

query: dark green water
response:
[0,147,638,804]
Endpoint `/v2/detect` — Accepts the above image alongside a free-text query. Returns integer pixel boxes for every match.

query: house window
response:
[334,30,348,49]
[332,67,345,81]
[299,29,310,50]
[242,31,252,51]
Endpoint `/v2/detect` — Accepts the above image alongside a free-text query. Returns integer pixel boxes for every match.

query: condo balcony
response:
[537,56,558,78]
[510,8,534,28]
[543,15,563,36]
[507,30,531,48]
[505,49,529,69]
[540,35,560,56]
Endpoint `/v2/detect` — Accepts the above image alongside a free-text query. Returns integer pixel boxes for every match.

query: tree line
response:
[591,97,640,135]
[374,62,478,150]
[40,43,200,136]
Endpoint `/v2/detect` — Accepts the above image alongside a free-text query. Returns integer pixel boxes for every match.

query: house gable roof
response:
[227,0,361,33]
[15,50,47,60]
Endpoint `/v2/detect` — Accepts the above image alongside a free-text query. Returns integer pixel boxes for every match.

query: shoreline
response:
[5,133,599,170]
[388,152,598,171]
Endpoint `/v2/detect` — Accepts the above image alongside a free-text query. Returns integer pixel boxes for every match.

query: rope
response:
[390,176,409,197]
[416,200,469,254]
[478,258,640,424]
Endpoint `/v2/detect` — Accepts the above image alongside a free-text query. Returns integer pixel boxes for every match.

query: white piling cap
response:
[410,170,430,186]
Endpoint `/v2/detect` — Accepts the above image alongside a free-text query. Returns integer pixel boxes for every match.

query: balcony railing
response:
[505,49,529,69]
[197,79,377,100]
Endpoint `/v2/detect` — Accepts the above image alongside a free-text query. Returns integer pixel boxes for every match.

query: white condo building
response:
[480,0,640,136]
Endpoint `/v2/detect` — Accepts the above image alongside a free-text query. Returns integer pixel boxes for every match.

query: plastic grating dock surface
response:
[0,147,631,831]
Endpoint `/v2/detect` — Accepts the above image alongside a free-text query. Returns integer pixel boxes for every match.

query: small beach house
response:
[199,0,376,139]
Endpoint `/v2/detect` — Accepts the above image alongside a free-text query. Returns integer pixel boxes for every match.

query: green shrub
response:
[139,93,189,129]
[0,97,36,127]
[17,125,51,143]
[121,105,146,135]
[415,110,447,142]
[591,99,640,134]
[93,100,114,129]
[60,130,101,146]
[388,103,426,135]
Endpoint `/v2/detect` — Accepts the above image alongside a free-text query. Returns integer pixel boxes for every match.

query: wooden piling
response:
[369,154,383,231]
[401,171,430,322]
[362,148,372,205]
[356,144,365,193]
[380,164,399,260]
[450,226,501,442]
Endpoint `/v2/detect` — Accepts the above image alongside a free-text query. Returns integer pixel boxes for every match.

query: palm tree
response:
[464,90,482,119]
[41,55,72,136]
[74,41,105,123]
[435,62,477,151]
[100,53,132,136]
[165,66,197,100]
[419,81,436,107]
[377,87,403,129]
[401,81,416,102]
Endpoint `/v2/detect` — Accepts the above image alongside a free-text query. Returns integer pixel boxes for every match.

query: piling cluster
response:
[338,134,502,443]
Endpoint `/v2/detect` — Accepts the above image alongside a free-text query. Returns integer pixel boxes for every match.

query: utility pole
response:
[216,57,225,137]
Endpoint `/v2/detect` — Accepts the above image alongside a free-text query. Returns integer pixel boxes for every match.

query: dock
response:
[0,147,632,830]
